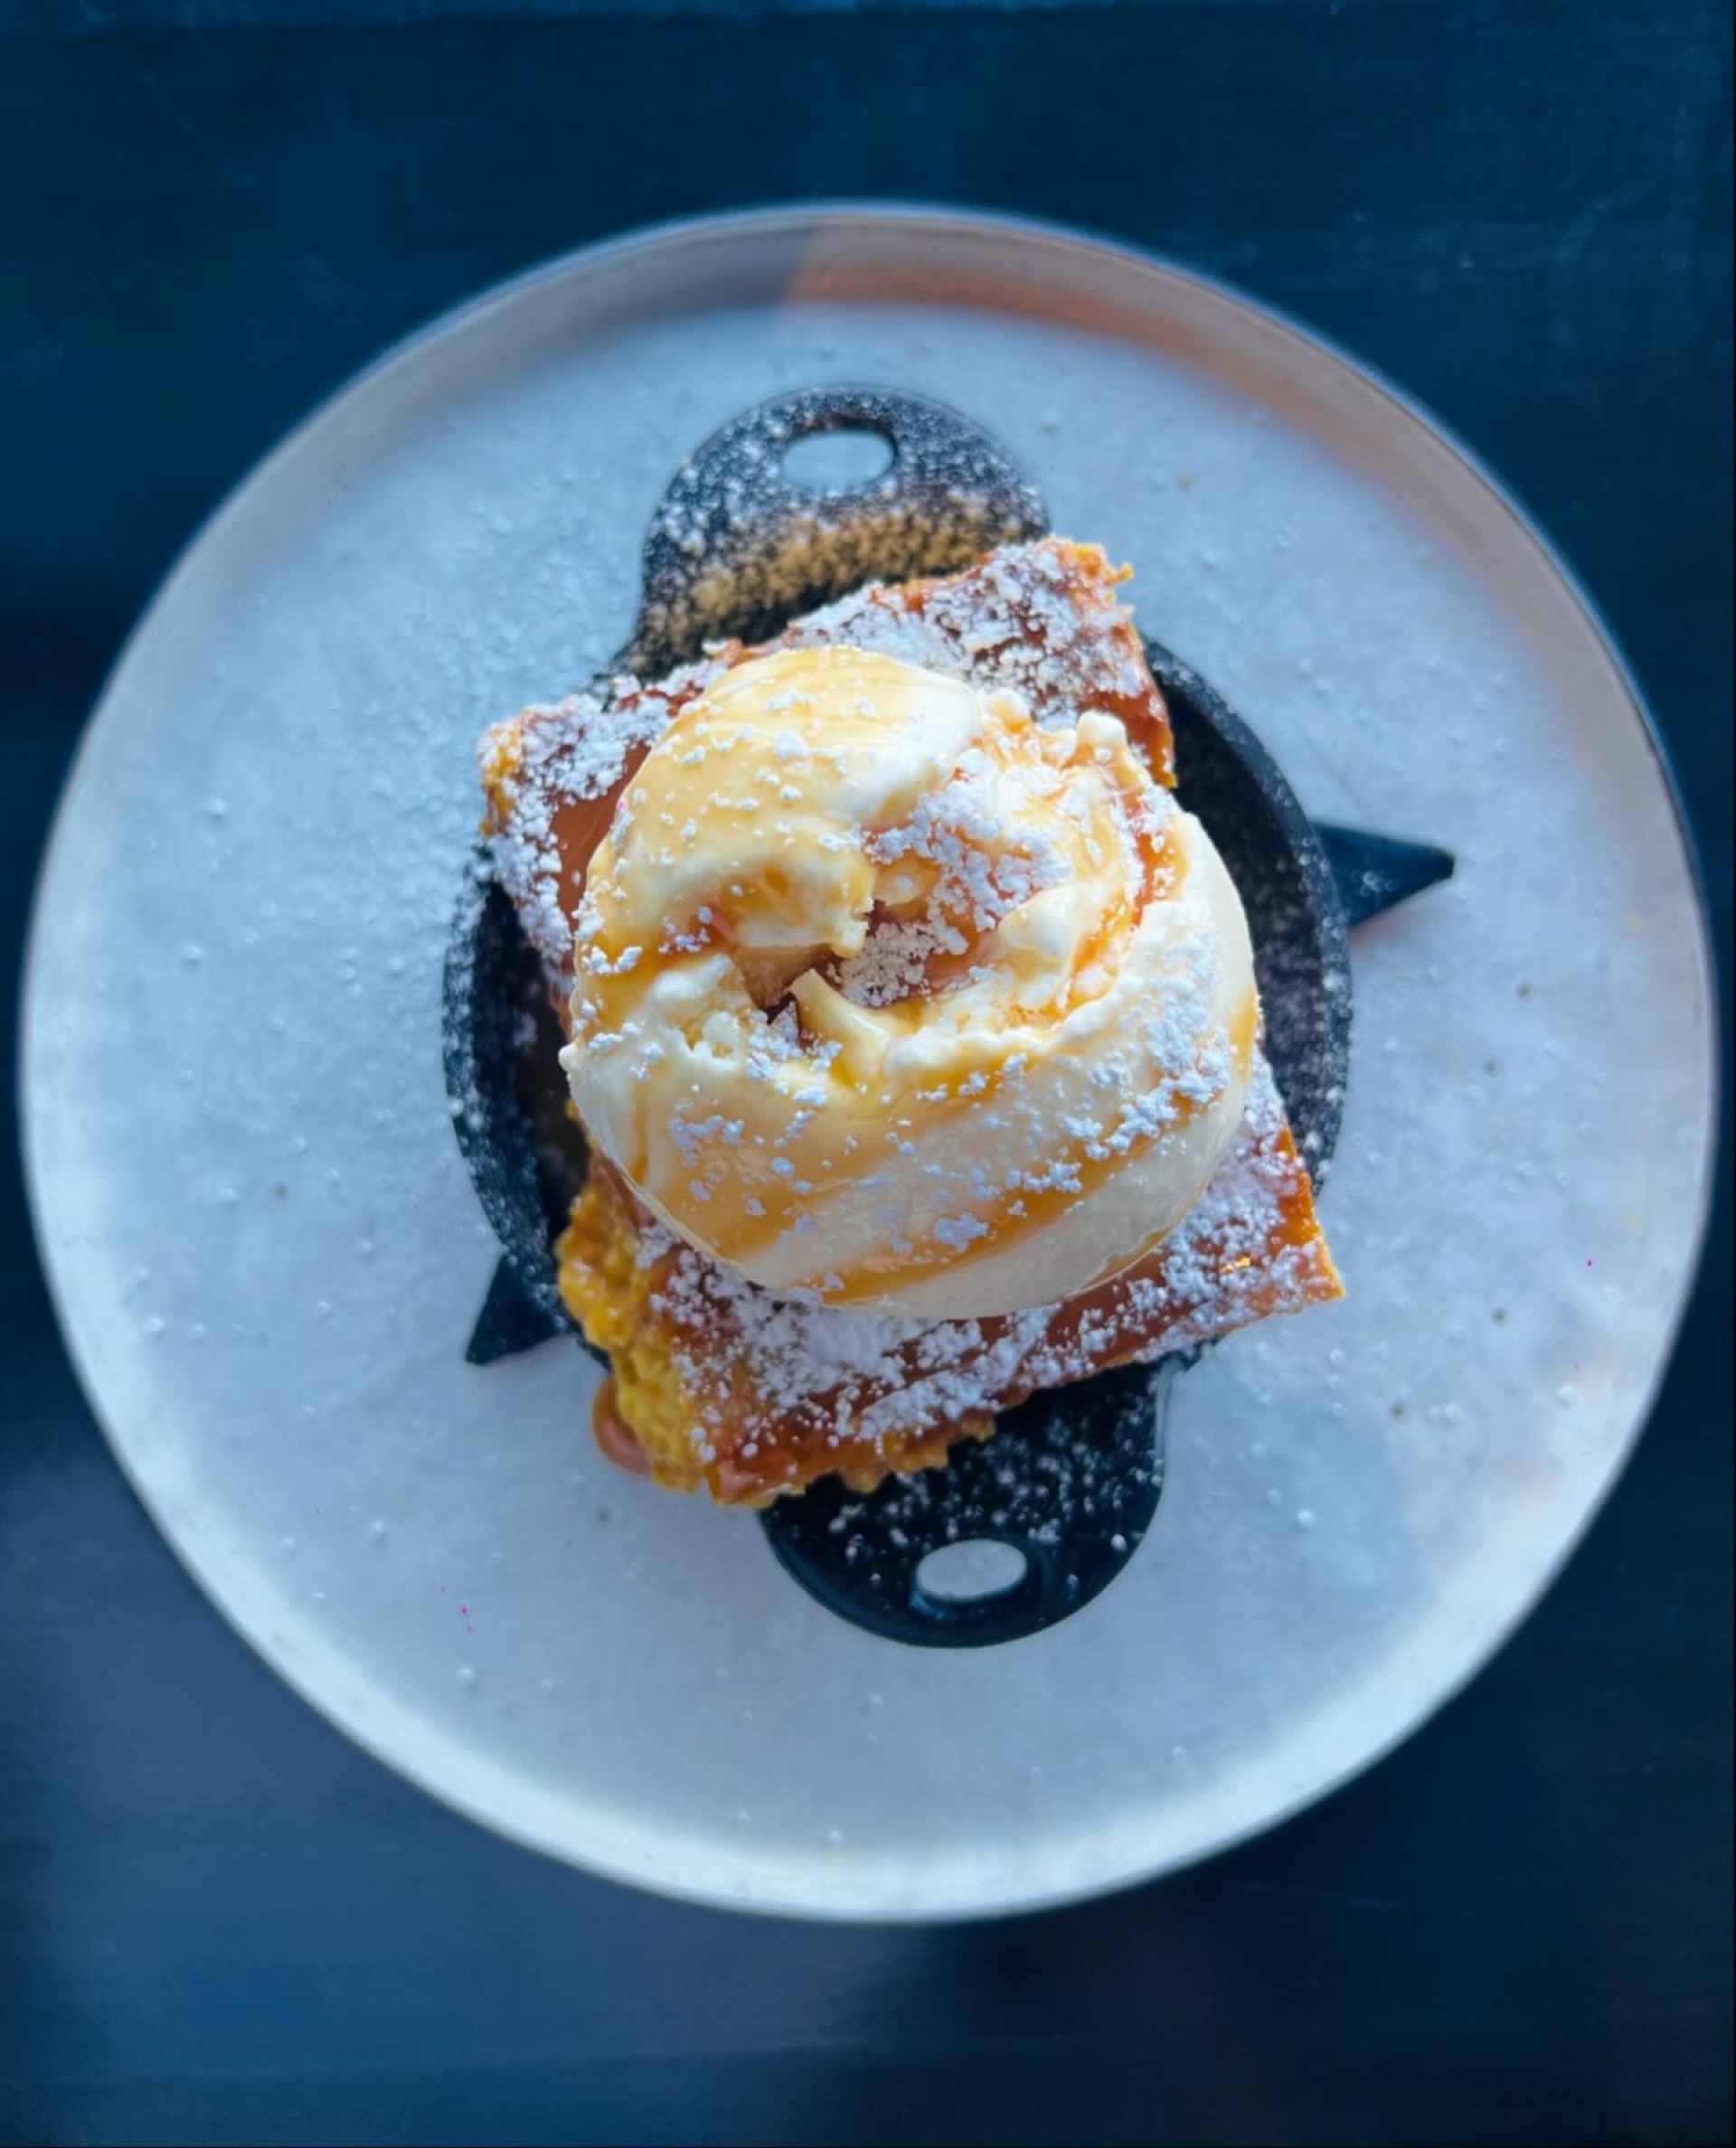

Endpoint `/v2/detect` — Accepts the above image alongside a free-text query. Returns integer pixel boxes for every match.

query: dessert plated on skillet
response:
[448,385,1453,1646]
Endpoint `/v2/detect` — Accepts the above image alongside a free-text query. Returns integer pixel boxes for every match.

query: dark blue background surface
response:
[2,3,1731,2143]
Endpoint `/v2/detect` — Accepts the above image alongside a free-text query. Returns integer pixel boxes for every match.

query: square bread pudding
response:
[478,538,1339,1504]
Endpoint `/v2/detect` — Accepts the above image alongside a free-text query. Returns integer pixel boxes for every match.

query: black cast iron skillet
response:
[443,387,1452,1648]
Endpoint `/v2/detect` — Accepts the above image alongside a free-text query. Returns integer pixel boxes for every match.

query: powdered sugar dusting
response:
[477,655,731,975]
[487,535,1335,1492]
[785,542,1175,779]
[479,540,1174,981]
[612,1059,1335,1501]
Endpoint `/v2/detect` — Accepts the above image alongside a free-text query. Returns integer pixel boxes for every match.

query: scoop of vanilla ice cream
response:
[561,645,1260,1319]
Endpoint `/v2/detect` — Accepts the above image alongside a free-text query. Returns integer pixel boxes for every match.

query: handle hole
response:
[780,425,895,495]
[914,1539,1028,1604]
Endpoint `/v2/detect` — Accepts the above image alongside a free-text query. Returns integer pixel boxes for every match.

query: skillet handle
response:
[759,1357,1177,1649]
[624,384,1047,675]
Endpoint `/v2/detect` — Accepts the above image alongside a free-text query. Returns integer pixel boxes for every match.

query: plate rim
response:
[19,201,1721,1922]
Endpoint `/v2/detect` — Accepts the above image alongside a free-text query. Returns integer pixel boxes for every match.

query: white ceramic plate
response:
[23,207,1716,1919]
